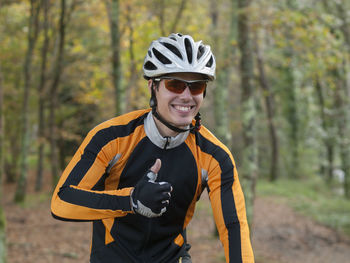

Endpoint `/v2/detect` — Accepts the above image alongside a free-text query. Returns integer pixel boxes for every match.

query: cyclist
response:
[51,33,254,263]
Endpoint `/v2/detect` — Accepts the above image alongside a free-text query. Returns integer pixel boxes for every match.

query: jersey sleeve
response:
[207,152,254,263]
[51,123,134,221]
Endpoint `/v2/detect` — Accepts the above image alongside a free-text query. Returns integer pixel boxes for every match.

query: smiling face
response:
[149,72,206,137]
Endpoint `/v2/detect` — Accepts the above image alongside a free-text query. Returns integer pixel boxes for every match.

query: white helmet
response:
[143,33,216,80]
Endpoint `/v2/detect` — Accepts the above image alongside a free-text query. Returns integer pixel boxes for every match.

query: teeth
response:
[174,105,191,112]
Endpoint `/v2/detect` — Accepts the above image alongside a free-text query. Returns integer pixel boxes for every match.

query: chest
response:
[108,137,201,204]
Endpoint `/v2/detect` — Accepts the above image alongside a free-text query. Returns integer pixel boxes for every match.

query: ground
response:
[4,182,350,263]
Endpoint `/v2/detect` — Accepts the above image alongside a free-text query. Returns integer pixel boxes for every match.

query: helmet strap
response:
[149,80,158,108]
[193,112,202,131]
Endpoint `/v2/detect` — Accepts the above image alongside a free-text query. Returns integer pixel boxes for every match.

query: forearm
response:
[208,165,254,262]
[51,185,134,221]
[211,191,254,263]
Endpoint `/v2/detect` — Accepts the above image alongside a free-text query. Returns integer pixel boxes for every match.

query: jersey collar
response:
[144,111,189,149]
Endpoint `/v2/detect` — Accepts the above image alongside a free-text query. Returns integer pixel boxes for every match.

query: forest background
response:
[0,0,350,262]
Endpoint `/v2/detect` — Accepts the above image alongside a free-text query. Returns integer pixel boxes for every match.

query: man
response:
[51,33,254,263]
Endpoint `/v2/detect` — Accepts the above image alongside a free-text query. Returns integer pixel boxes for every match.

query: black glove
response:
[131,161,172,218]
[178,255,192,263]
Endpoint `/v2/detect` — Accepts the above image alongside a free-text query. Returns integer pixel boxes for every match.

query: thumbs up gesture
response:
[146,158,161,182]
[131,159,172,218]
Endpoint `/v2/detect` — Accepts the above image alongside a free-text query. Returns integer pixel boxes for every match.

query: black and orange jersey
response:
[51,109,254,263]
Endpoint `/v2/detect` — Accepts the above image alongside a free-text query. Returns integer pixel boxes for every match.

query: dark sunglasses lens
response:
[164,79,186,93]
[164,79,207,95]
[189,81,207,95]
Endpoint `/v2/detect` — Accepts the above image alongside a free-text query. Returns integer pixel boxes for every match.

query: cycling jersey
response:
[51,109,254,263]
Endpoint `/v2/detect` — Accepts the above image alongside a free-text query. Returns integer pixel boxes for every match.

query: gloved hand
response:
[131,159,172,218]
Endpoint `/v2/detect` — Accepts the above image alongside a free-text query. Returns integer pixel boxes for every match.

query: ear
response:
[148,79,153,93]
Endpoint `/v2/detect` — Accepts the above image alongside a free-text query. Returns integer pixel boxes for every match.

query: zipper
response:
[163,136,170,150]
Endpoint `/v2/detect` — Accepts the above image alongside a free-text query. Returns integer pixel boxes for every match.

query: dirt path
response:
[4,186,350,263]
[252,197,350,263]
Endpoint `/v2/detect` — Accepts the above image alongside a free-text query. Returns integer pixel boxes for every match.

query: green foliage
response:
[258,178,350,236]
[248,0,350,185]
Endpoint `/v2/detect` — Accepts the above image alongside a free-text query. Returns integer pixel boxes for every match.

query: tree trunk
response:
[314,77,335,182]
[157,0,166,36]
[336,0,350,198]
[4,74,21,183]
[36,0,50,192]
[287,66,299,178]
[334,66,350,198]
[325,0,350,197]
[156,0,187,37]
[170,0,187,34]
[280,44,299,179]
[124,3,137,112]
[105,0,124,116]
[336,84,350,198]
[0,61,7,263]
[237,0,257,225]
[211,0,233,148]
[15,0,41,203]
[49,0,66,189]
[284,0,300,179]
[209,0,235,237]
[254,32,279,182]
[4,132,19,183]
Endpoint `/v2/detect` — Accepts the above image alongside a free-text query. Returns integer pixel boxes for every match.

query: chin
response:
[173,119,193,128]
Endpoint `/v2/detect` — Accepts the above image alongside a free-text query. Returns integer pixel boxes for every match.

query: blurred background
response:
[0,0,350,262]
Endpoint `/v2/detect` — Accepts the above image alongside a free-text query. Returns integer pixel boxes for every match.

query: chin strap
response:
[152,108,201,133]
[193,112,202,132]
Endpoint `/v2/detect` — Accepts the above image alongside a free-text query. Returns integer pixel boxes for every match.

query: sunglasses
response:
[154,77,208,95]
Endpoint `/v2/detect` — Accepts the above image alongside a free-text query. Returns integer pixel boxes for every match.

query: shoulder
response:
[195,125,235,167]
[92,109,149,132]
[100,109,150,127]
[196,126,230,155]
[86,109,150,139]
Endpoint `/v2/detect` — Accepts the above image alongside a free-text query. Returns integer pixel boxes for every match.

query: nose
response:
[179,86,192,98]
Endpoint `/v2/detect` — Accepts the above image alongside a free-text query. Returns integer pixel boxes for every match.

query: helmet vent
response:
[153,48,172,64]
[206,56,214,67]
[197,45,205,60]
[148,50,152,57]
[184,38,193,64]
[161,42,183,59]
[144,61,157,70]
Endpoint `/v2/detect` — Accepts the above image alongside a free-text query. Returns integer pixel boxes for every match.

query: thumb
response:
[150,158,161,174]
